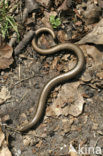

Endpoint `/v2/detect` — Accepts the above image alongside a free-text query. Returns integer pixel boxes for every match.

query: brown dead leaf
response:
[46,81,84,117]
[23,131,37,147]
[77,19,103,44]
[0,86,11,105]
[0,43,13,69]
[0,127,5,147]
[50,57,58,70]
[23,135,32,146]
[96,72,103,80]
[79,44,103,89]
[35,140,43,148]
[81,70,92,82]
[80,45,103,66]
[75,21,82,26]
[57,0,72,11]
[57,30,69,43]
[0,127,12,156]
[1,115,10,123]
[0,146,12,156]
[94,0,98,4]
[55,0,64,7]
[62,117,74,134]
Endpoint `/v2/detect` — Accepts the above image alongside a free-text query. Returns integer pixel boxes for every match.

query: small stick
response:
[14,30,35,55]
[8,33,18,46]
[14,75,35,86]
[18,90,28,104]
[18,63,21,80]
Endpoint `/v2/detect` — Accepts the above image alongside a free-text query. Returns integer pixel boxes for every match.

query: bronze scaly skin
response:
[19,27,85,132]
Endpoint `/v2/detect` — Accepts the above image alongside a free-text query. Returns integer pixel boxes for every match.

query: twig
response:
[14,30,35,55]
[18,90,28,104]
[8,32,18,46]
[18,63,21,80]
[13,75,35,86]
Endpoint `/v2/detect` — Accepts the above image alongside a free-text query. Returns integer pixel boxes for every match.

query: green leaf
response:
[49,15,61,29]
[6,16,19,36]
[50,15,55,24]
[55,18,61,26]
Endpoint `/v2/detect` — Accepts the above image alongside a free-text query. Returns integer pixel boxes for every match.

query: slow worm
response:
[19,27,85,131]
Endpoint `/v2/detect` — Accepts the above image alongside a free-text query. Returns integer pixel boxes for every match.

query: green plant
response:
[49,15,61,28]
[0,0,19,39]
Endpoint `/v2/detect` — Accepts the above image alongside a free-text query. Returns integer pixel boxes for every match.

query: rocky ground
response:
[0,0,103,156]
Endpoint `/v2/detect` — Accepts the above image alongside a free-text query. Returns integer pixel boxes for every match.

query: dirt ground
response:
[0,0,103,156]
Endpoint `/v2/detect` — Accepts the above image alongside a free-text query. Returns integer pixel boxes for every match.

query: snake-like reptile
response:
[19,27,85,131]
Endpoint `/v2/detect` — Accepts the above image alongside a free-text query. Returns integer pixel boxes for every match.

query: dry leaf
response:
[81,70,92,82]
[77,19,103,44]
[57,30,69,43]
[0,127,5,147]
[80,45,103,66]
[57,0,72,11]
[0,146,12,156]
[96,72,103,80]
[0,127,12,156]
[55,0,64,7]
[50,57,58,70]
[46,81,84,117]
[0,86,11,105]
[0,43,13,69]
[61,118,74,134]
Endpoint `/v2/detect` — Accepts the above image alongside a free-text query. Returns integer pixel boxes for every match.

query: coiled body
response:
[19,27,85,132]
